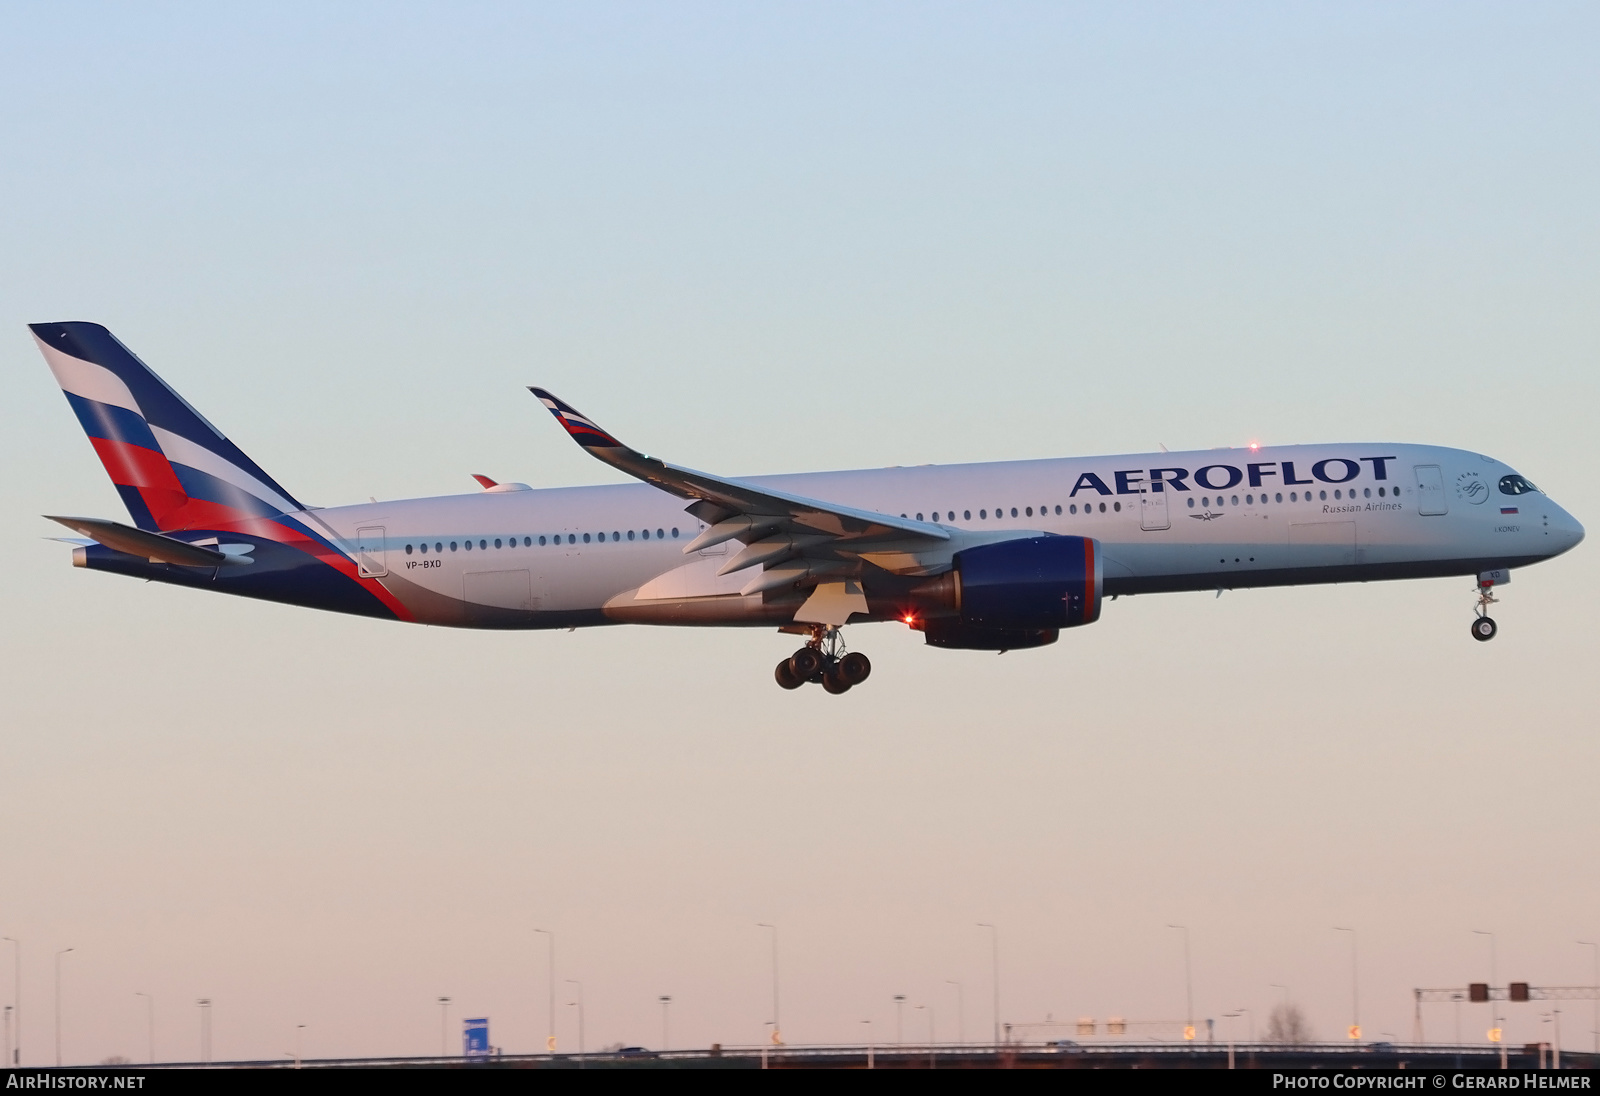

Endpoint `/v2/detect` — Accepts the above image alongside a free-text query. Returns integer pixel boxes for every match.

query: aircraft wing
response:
[529,388,949,597]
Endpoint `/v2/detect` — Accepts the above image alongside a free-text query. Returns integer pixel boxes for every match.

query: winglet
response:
[471,474,499,489]
[528,388,624,449]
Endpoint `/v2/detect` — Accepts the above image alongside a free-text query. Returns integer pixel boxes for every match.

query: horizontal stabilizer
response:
[45,515,228,566]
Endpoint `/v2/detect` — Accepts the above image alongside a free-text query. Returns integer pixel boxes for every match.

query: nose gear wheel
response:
[1471,578,1500,642]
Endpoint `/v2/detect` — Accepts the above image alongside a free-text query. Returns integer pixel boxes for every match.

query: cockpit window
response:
[1498,474,1541,496]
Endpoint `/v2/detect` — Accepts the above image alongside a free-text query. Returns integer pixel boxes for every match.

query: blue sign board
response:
[464,1017,490,1058]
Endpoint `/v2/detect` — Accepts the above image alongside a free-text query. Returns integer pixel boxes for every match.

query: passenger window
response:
[1112,501,1120,512]
[1231,495,1239,505]
[1011,507,1018,518]
[1319,490,1327,501]
[1070,504,1078,514]
[405,544,413,555]
[436,543,443,552]
[916,513,924,521]
[1186,498,1195,509]
[583,533,591,543]
[658,529,666,539]
[1363,488,1371,498]
[1245,495,1253,505]
[1378,487,1386,497]
[1026,507,1033,517]
[450,541,458,551]
[465,540,473,551]
[494,539,502,549]
[419,543,428,554]
[539,536,547,546]
[1202,497,1210,507]
[612,531,620,541]
[1098,502,1106,513]
[1054,505,1061,515]
[628,530,636,540]
[1275,493,1282,503]
[480,540,487,549]
[980,509,987,519]
[671,528,679,538]
[568,534,576,544]
[964,510,971,521]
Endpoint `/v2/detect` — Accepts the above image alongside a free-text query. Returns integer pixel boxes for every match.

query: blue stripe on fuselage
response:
[167,461,287,518]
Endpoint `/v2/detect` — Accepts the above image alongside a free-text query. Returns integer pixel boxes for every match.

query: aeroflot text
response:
[1272,1077,1590,1090]
[1070,457,1397,497]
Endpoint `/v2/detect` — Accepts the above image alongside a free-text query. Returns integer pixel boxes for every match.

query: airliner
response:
[34,322,1584,694]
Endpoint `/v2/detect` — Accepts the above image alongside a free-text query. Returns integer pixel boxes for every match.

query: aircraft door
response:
[1414,465,1447,516]
[355,526,388,576]
[1140,487,1170,531]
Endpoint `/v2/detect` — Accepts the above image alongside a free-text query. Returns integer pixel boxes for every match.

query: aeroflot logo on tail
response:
[1068,457,1398,496]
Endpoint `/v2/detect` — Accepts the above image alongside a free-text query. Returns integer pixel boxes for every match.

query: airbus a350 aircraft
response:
[34,322,1584,694]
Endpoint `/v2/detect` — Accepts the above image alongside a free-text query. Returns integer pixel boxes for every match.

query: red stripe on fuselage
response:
[195,513,416,623]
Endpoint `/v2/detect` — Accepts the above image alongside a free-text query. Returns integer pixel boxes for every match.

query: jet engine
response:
[906,535,1102,650]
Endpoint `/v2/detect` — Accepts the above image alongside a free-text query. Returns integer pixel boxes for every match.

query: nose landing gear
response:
[1471,573,1502,642]
[773,625,872,694]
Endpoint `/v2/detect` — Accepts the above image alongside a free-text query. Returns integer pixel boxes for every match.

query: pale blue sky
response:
[1,2,1597,1062]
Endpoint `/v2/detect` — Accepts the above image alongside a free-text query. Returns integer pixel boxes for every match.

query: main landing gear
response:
[774,625,872,694]
[1471,577,1499,642]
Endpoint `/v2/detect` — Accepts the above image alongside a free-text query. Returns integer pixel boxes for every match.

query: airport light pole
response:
[293,1024,305,1068]
[134,993,153,1064]
[915,1004,935,1067]
[659,995,671,1052]
[860,1019,874,1069]
[1167,925,1193,1042]
[976,923,999,1045]
[946,980,964,1044]
[4,937,17,1065]
[1580,941,1599,1053]
[565,980,585,1064]
[893,994,906,1045]
[1334,927,1359,1039]
[437,997,451,1057]
[757,923,780,1043]
[3,1006,10,1069]
[196,998,211,1064]
[53,948,72,1066]
[534,928,554,1052]
[1472,930,1498,1043]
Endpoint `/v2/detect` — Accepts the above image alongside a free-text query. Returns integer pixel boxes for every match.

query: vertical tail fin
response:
[31,322,303,532]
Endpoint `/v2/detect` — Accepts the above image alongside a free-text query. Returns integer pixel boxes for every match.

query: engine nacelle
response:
[920,620,1059,650]
[954,534,1102,630]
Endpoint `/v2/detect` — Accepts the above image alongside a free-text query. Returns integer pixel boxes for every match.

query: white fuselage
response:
[296,442,1583,629]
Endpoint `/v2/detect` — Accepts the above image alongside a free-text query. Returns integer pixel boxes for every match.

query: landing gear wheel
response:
[774,658,805,689]
[821,665,852,694]
[1471,616,1498,642]
[838,651,872,686]
[789,647,824,679]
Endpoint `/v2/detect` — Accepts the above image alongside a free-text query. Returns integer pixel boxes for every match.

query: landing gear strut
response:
[1471,577,1499,642]
[773,625,872,694]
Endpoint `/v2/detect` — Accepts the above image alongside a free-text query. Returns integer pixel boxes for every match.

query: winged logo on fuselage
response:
[1456,471,1489,504]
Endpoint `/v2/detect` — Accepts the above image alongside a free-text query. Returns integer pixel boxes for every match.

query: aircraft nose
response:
[1551,503,1585,552]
